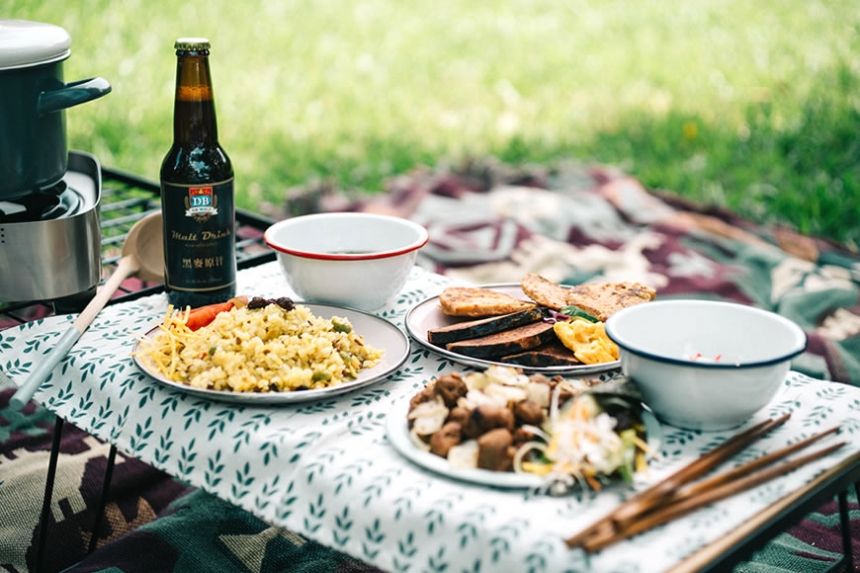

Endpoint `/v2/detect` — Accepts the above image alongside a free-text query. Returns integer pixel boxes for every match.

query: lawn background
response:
[10,0,860,247]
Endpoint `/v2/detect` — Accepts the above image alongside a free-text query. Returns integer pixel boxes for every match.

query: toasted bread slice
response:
[439,287,535,317]
[521,273,656,321]
[521,273,570,311]
[564,282,656,321]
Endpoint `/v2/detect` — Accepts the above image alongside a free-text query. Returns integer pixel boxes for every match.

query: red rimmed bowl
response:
[264,213,429,310]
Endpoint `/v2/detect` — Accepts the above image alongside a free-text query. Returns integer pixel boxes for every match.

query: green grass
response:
[12,0,860,247]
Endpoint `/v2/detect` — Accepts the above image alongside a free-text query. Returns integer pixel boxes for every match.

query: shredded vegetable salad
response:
[514,391,652,490]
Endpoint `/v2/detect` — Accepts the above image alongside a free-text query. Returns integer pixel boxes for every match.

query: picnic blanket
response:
[315,159,859,385]
[2,159,858,572]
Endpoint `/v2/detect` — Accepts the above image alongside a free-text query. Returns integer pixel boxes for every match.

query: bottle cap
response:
[174,37,210,52]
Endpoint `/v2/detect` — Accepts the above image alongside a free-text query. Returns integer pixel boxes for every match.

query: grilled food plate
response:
[405,284,621,375]
[386,393,661,490]
[133,303,410,404]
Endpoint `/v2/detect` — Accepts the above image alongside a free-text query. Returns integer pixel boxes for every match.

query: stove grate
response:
[0,165,276,328]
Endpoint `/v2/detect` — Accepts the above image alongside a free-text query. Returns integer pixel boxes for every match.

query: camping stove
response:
[0,151,101,302]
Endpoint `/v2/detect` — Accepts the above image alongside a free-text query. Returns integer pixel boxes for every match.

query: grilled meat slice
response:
[500,341,582,367]
[427,307,544,345]
[446,321,555,359]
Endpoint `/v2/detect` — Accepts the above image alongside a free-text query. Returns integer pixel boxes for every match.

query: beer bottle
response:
[160,37,236,308]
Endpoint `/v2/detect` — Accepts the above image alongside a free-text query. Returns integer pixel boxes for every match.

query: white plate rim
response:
[404,283,621,375]
[132,302,410,405]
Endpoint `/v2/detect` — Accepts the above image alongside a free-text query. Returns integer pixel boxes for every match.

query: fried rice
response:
[138,302,383,392]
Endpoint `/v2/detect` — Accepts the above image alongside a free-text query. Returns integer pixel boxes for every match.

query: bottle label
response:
[161,178,236,292]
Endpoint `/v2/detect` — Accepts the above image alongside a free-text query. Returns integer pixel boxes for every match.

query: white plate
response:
[133,303,410,405]
[386,393,662,490]
[404,283,621,375]
[386,398,543,489]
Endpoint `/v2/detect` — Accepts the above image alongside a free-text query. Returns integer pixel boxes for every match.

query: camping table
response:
[1,167,857,572]
[2,263,859,572]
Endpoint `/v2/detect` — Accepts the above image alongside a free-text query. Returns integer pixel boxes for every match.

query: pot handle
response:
[38,77,112,115]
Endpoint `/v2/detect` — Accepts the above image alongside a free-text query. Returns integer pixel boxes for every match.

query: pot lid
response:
[0,20,71,71]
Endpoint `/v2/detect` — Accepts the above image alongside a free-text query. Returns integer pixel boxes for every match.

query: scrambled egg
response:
[553,320,619,364]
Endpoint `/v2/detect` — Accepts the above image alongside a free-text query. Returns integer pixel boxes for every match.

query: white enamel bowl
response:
[605,300,807,431]
[265,213,429,311]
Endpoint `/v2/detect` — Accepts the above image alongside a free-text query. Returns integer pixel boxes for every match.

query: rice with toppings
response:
[139,303,383,392]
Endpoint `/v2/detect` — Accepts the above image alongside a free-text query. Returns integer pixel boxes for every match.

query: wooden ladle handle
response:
[10,255,140,407]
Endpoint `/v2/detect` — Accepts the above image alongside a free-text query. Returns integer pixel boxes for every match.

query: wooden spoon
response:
[11,212,164,407]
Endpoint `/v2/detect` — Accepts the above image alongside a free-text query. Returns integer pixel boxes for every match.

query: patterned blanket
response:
[1,159,858,572]
[320,160,859,385]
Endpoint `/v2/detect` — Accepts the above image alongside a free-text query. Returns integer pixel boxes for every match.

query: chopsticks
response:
[564,414,789,548]
[564,414,844,552]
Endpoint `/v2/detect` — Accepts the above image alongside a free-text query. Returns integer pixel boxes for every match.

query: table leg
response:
[87,444,117,553]
[34,416,64,573]
[837,489,854,572]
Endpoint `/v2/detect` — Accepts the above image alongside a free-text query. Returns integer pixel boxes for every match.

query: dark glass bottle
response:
[160,38,236,308]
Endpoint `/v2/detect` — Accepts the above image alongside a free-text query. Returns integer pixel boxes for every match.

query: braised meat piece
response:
[475,405,515,432]
[435,373,468,407]
[477,428,514,471]
[430,422,462,457]
[446,406,470,427]
[514,400,544,426]
[512,427,535,448]
[409,384,436,412]
[463,405,514,439]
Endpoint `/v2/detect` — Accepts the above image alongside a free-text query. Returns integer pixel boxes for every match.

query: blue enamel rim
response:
[604,301,808,370]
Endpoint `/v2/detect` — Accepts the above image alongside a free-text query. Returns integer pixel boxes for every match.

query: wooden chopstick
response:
[564,413,790,548]
[581,441,846,552]
[668,425,840,503]
[611,413,791,527]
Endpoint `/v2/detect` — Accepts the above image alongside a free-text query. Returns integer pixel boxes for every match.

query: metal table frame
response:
[678,454,860,572]
[9,167,857,573]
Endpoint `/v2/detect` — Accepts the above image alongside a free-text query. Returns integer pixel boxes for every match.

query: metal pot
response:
[0,20,111,199]
[0,151,102,303]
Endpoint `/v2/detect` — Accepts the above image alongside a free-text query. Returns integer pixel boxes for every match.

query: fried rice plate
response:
[138,303,383,392]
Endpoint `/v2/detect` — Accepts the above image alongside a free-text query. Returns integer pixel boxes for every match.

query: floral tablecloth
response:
[1,262,858,573]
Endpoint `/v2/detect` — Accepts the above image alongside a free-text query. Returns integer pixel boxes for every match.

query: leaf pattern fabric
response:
[2,262,859,572]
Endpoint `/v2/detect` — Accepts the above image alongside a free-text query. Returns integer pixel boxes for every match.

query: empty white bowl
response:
[264,213,429,311]
[605,300,807,431]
